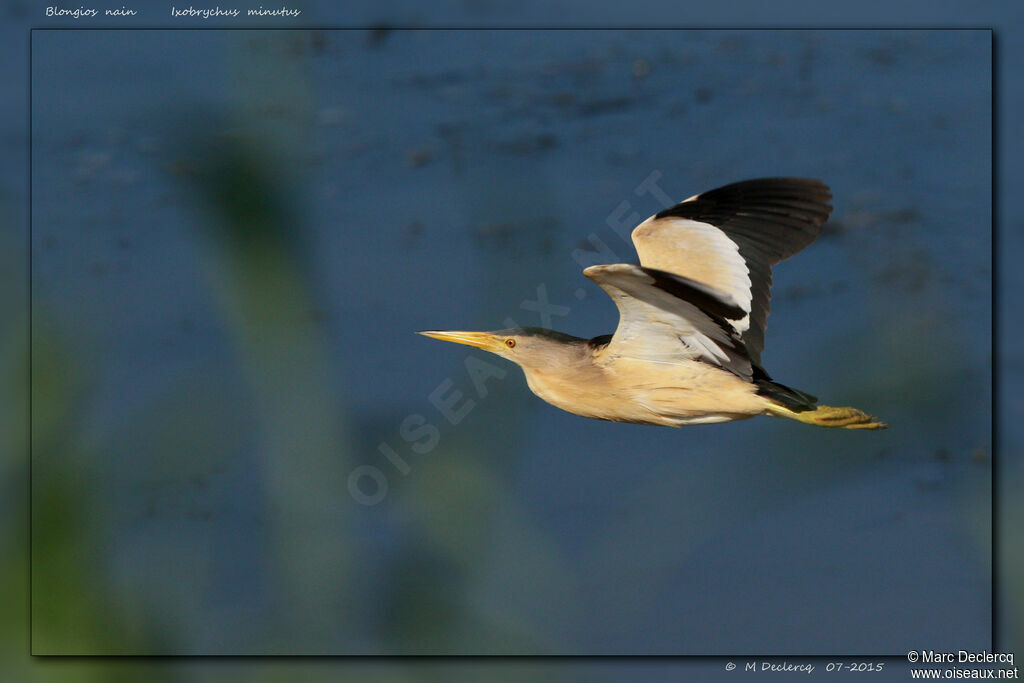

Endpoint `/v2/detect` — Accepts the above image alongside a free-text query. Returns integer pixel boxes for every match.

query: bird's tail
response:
[754,371,887,429]
[764,402,888,430]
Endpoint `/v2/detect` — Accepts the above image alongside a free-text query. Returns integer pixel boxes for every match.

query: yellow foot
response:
[766,403,888,430]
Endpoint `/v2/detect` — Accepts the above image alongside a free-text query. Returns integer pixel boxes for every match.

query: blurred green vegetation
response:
[25,31,582,664]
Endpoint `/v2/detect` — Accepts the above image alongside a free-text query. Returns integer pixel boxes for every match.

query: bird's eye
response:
[505,338,516,348]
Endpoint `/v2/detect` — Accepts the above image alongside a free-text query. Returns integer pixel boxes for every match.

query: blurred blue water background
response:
[26,28,992,658]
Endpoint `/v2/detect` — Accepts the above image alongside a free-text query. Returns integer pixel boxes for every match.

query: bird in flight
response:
[420,178,885,429]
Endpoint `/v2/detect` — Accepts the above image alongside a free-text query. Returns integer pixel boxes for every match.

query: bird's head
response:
[417,327,584,370]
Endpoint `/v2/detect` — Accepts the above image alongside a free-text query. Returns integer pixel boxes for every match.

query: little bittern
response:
[421,178,886,429]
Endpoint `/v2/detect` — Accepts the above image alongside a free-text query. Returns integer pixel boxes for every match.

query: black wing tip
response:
[653,176,834,255]
[656,177,833,222]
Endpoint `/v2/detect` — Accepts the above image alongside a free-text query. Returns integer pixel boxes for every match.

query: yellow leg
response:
[765,403,888,430]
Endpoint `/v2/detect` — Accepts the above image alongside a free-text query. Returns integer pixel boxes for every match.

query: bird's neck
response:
[519,348,609,417]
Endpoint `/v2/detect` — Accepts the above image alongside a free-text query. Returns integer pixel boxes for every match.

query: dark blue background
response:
[29,27,991,655]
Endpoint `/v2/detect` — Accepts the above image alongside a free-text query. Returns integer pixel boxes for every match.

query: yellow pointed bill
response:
[417,330,501,351]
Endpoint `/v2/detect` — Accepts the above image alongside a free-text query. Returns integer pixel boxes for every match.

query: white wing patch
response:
[630,216,752,335]
[584,264,750,378]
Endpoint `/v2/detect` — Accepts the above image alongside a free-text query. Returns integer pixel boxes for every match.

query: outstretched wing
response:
[630,178,832,364]
[583,263,753,380]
